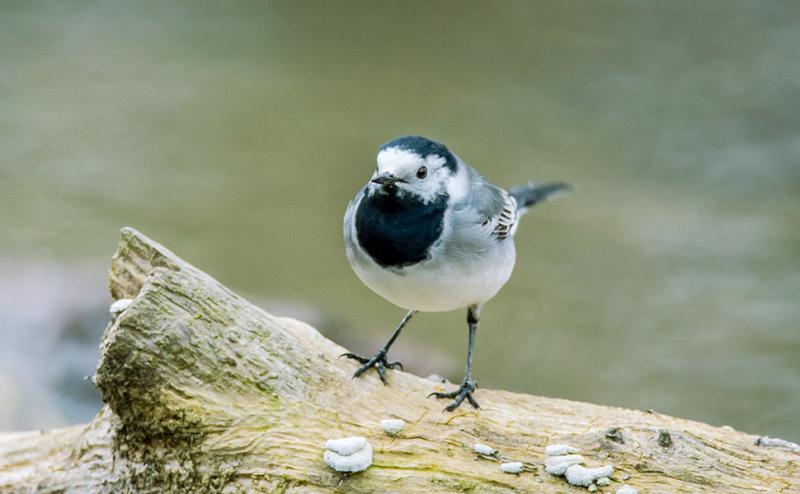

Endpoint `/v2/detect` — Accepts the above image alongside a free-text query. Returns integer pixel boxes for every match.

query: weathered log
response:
[0,227,797,493]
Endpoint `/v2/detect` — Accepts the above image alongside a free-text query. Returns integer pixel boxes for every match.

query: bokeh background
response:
[1,1,798,441]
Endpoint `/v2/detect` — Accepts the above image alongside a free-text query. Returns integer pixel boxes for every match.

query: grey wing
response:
[445,171,518,258]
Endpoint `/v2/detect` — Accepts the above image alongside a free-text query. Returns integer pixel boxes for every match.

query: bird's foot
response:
[339,350,403,384]
[428,378,479,412]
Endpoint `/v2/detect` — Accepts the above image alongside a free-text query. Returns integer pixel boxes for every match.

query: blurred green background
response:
[1,1,798,441]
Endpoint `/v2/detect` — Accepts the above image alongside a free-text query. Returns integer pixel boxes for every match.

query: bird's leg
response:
[340,310,415,384]
[429,304,481,412]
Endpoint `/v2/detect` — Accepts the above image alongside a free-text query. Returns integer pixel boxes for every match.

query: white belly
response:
[350,241,516,312]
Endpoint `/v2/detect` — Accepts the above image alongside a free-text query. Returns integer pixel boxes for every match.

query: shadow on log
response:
[0,228,797,493]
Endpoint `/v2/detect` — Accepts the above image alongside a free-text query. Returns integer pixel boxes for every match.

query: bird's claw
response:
[339,350,403,384]
[429,379,479,411]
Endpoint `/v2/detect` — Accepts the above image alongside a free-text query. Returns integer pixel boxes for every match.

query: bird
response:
[342,135,569,412]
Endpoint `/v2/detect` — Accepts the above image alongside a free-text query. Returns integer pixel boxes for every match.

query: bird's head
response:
[367,136,464,203]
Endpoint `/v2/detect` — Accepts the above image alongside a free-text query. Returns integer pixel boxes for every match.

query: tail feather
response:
[508,182,571,212]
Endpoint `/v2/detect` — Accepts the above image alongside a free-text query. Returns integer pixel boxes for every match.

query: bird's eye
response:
[416,166,428,179]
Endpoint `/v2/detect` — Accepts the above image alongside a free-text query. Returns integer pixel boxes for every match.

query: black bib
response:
[355,190,447,268]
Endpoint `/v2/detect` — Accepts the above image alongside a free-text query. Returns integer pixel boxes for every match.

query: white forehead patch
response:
[377,147,446,177]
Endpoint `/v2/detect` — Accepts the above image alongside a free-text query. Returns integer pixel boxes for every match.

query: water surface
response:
[1,1,798,440]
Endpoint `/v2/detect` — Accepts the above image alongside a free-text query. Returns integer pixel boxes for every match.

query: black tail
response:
[508,182,571,211]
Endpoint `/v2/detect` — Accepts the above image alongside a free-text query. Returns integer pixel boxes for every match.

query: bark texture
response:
[0,227,797,493]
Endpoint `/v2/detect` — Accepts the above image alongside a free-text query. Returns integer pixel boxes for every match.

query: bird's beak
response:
[371,173,407,186]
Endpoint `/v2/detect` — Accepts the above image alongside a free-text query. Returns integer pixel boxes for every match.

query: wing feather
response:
[449,165,518,244]
[490,190,518,240]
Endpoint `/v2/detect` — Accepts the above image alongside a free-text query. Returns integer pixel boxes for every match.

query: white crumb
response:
[323,437,372,473]
[565,464,614,487]
[545,444,580,456]
[755,436,800,452]
[617,485,638,494]
[588,484,598,492]
[596,476,611,486]
[544,454,585,475]
[500,462,524,474]
[323,442,372,473]
[325,437,367,456]
[474,443,497,455]
[109,298,133,316]
[426,374,450,384]
[380,419,404,436]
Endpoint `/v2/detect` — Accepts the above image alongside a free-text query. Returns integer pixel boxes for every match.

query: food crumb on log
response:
[754,436,800,452]
[474,443,498,456]
[565,464,614,488]
[545,444,580,456]
[323,437,373,473]
[544,454,585,475]
[500,462,524,474]
[380,419,404,436]
[109,298,133,316]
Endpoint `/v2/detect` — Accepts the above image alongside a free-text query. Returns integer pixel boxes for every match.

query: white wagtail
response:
[342,135,569,411]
